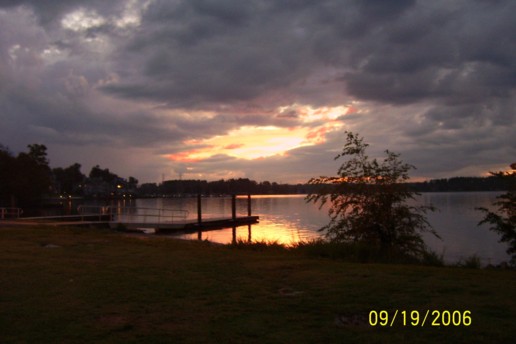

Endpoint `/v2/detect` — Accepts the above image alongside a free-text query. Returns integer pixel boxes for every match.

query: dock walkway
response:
[110,215,259,233]
[1,194,260,233]
[1,216,259,232]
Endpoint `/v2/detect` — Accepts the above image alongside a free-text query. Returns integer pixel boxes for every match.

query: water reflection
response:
[419,192,507,265]
[55,193,507,264]
[130,193,510,264]
[176,215,320,245]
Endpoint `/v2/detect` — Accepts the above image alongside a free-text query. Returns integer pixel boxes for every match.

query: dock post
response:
[231,194,236,220]
[197,194,202,225]
[247,194,251,216]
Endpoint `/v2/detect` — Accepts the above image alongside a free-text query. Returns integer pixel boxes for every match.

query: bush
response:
[306,132,439,259]
[292,239,444,266]
[477,163,516,266]
[457,255,482,269]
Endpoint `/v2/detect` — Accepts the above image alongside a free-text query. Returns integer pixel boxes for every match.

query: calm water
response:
[126,192,509,265]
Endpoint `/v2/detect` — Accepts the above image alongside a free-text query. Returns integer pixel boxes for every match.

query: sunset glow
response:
[168,105,348,163]
[179,217,320,246]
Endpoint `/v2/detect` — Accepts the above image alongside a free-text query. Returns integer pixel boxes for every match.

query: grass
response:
[0,225,515,343]
[456,255,483,269]
[288,239,448,266]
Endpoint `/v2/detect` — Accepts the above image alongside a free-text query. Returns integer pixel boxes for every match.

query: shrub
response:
[306,132,439,259]
[477,163,516,266]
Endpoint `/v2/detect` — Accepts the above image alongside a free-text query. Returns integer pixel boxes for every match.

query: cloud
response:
[0,0,127,26]
[224,143,244,150]
[0,0,514,183]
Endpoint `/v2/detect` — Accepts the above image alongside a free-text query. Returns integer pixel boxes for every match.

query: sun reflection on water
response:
[126,193,509,264]
[171,216,320,246]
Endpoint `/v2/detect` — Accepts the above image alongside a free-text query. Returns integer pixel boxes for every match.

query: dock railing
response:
[77,205,113,222]
[112,207,190,226]
[0,207,23,220]
[77,205,189,226]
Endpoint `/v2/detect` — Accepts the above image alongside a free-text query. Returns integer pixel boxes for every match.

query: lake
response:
[123,192,509,265]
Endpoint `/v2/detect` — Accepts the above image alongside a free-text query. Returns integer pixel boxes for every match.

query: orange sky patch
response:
[167,104,355,163]
[305,126,328,144]
[168,147,214,162]
[224,143,245,150]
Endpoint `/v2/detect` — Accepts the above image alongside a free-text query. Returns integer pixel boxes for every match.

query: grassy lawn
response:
[0,226,514,343]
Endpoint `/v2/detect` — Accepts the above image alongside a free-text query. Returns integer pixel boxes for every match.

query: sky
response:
[0,0,514,184]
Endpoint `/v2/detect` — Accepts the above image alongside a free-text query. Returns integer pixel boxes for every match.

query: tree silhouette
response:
[306,132,439,258]
[0,144,51,206]
[477,163,516,266]
[52,163,85,195]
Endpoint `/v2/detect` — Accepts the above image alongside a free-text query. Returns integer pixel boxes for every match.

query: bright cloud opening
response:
[167,104,350,163]
[61,9,106,31]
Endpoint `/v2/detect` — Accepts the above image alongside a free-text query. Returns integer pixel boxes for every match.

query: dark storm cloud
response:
[102,0,515,115]
[1,84,182,148]
[342,0,516,106]
[0,0,514,182]
[0,4,186,151]
[101,0,316,106]
[0,0,126,25]
[4,0,514,110]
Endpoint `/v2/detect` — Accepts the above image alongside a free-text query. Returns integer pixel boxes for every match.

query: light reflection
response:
[172,216,320,246]
[126,194,510,264]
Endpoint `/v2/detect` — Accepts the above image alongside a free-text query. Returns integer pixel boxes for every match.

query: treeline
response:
[0,144,138,207]
[0,144,52,206]
[1,143,510,207]
[139,179,312,196]
[408,176,510,192]
[139,175,510,197]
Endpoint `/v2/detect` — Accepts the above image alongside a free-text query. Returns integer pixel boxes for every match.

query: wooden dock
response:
[111,215,259,233]
[1,216,259,233]
[1,194,260,234]
[0,214,112,228]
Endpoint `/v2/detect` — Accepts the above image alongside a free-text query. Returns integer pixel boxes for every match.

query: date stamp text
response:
[369,310,472,327]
